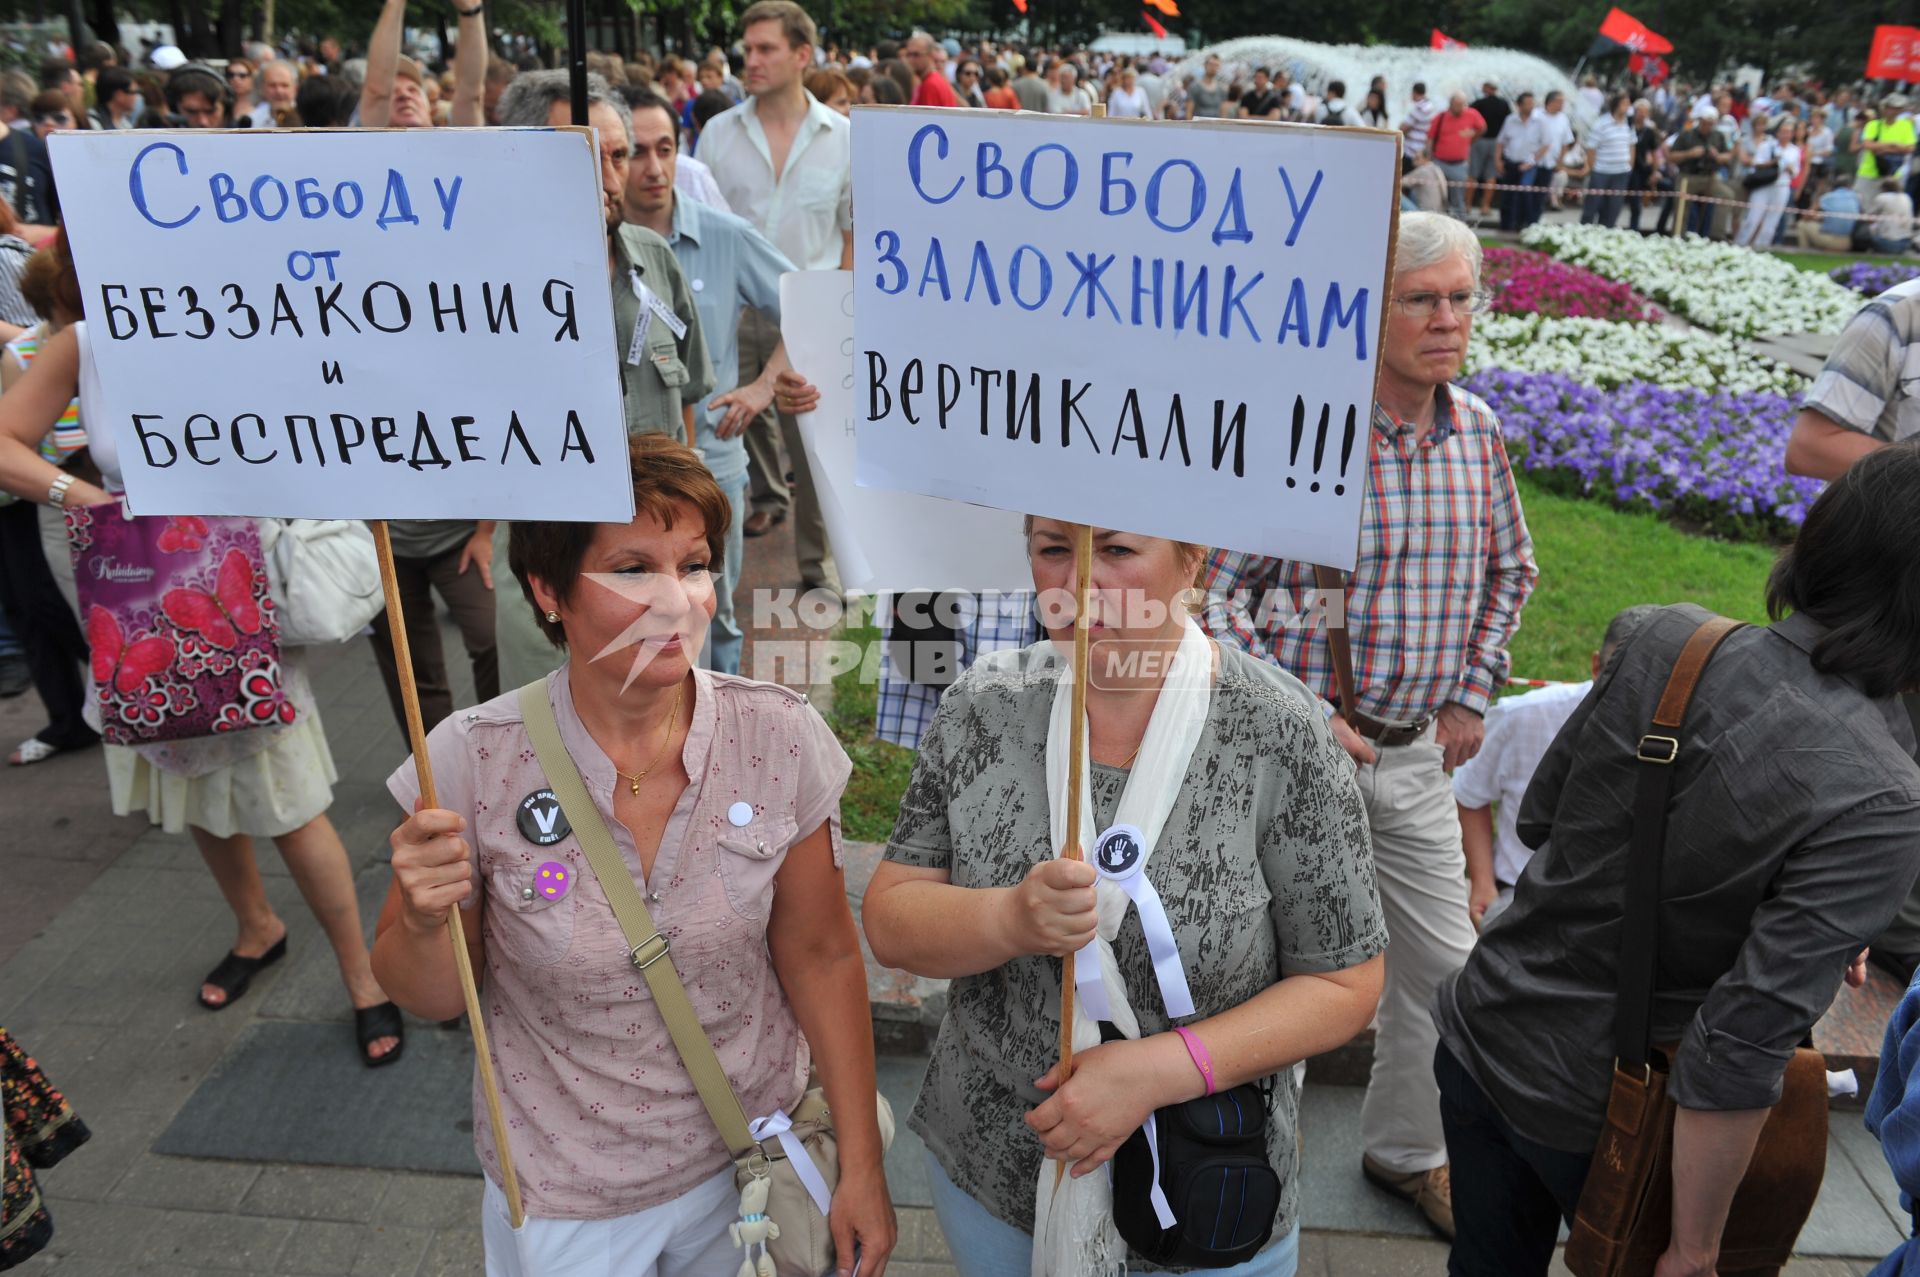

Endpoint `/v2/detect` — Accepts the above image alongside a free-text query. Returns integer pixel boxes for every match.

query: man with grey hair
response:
[1427,91,1486,220]
[1455,605,1659,931]
[489,69,712,686]
[1203,211,1537,1237]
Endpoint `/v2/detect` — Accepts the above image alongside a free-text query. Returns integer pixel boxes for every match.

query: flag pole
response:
[371,520,525,1229]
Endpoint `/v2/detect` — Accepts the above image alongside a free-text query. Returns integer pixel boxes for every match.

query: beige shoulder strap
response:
[517,680,757,1157]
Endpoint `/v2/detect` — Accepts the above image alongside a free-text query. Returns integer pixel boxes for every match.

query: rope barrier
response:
[1464,177,1870,222]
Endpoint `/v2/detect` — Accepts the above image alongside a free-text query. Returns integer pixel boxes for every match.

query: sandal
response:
[9,738,58,766]
[197,936,287,1010]
[355,1001,406,1069]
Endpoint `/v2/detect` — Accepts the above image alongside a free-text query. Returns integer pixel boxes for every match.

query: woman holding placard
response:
[373,434,895,1276]
[863,520,1388,1276]
[0,234,403,1067]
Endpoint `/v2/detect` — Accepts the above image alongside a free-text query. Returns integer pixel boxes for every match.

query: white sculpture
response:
[1171,36,1592,134]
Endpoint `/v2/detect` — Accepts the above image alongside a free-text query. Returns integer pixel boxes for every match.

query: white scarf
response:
[1031,616,1213,1277]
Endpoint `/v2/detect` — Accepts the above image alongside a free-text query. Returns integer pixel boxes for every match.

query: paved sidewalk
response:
[0,591,1906,1275]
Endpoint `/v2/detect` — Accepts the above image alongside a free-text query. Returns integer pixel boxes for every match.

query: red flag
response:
[1011,0,1027,11]
[1145,0,1181,14]
[1141,8,1168,38]
[1868,25,1920,79]
[1597,7,1673,55]
[1430,29,1467,51]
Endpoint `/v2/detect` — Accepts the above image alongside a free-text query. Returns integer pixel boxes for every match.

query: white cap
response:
[1695,106,1718,123]
[150,45,187,70]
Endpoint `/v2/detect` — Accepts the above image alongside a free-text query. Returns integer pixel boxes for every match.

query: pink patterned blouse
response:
[388,665,851,1220]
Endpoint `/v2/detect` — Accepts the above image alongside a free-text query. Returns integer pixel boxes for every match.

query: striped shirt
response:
[1588,116,1636,174]
[1804,276,1920,443]
[7,326,84,465]
[1402,97,1441,155]
[1201,384,1538,721]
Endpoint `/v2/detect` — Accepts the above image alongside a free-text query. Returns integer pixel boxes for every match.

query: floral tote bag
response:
[65,501,295,744]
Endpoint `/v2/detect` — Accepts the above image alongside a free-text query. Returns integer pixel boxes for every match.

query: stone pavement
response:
[0,563,1909,1275]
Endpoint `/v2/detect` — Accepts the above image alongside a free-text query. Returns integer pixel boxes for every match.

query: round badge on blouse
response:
[534,860,572,901]
[1092,823,1146,881]
[517,789,570,846]
[727,801,754,827]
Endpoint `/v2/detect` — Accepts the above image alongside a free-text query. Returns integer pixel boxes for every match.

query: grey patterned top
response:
[885,642,1386,1261]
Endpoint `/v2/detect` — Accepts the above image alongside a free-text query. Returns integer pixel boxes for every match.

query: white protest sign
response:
[52,128,632,522]
[852,108,1399,570]
[779,269,1029,593]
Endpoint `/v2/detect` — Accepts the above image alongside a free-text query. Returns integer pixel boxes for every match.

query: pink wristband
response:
[1173,1026,1215,1096]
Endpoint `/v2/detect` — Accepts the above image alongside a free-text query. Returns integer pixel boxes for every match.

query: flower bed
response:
[1482,247,1657,322]
[1466,314,1806,396]
[1829,260,1920,296]
[1464,368,1822,539]
[1519,223,1859,337]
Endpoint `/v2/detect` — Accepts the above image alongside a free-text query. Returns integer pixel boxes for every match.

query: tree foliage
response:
[1,0,1902,84]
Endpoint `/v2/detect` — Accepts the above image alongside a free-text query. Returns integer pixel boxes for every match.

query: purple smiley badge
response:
[534,861,571,901]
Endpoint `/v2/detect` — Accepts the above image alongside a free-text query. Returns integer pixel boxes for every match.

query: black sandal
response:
[197,936,287,1010]
[355,1001,405,1069]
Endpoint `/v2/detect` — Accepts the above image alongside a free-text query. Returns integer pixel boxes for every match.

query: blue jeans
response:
[1583,170,1631,227]
[924,1149,1300,1277]
[1435,1043,1591,1276]
[705,471,748,676]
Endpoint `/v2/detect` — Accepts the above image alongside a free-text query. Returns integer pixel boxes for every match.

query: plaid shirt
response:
[875,591,1041,749]
[1201,384,1537,721]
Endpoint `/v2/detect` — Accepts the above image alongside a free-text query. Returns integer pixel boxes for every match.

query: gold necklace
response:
[613,681,685,796]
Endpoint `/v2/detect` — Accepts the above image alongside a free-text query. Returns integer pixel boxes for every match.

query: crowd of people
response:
[3,7,1920,1277]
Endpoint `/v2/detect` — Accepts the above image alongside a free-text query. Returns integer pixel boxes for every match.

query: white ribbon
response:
[1074,823,1196,1025]
[748,1109,833,1221]
[1139,1113,1177,1230]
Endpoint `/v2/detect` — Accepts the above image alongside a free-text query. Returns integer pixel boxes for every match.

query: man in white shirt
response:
[699,0,853,592]
[1583,92,1636,226]
[1454,607,1657,929]
[1496,91,1546,230]
[1401,81,1440,156]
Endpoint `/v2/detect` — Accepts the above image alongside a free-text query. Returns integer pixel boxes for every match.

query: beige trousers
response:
[1352,724,1476,1174]
[737,309,839,591]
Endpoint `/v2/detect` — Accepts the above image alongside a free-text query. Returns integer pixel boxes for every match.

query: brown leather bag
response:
[1563,616,1829,1277]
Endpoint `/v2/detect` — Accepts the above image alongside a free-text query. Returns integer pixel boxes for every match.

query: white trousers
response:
[1352,728,1476,1174]
[483,1168,740,1277]
[1735,183,1788,247]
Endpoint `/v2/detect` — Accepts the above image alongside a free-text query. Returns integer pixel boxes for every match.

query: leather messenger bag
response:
[1564,616,1828,1277]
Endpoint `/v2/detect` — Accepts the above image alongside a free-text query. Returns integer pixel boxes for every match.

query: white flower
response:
[1467,313,1807,395]
[1518,224,1859,338]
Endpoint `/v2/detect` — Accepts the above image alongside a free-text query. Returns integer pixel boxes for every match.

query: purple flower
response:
[1829,261,1920,296]
[1461,369,1821,539]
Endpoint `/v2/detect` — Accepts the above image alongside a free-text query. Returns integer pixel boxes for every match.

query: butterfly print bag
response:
[65,501,295,745]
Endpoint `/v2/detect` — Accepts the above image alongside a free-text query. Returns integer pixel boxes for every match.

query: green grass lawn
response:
[829,473,1780,840]
[1775,249,1920,274]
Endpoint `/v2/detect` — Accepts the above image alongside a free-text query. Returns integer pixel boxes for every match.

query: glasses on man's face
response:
[1391,289,1493,319]
[227,69,251,80]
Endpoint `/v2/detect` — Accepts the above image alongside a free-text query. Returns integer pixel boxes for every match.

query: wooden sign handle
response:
[1057,521,1094,1087]
[370,520,526,1229]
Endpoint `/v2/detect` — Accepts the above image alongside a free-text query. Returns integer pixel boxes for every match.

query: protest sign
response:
[852,107,1399,571]
[779,269,1029,593]
[52,128,632,523]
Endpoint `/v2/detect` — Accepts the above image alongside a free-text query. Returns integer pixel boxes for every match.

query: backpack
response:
[1323,105,1347,126]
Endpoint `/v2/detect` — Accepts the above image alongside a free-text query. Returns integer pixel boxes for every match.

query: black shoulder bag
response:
[1109,1047,1282,1266]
